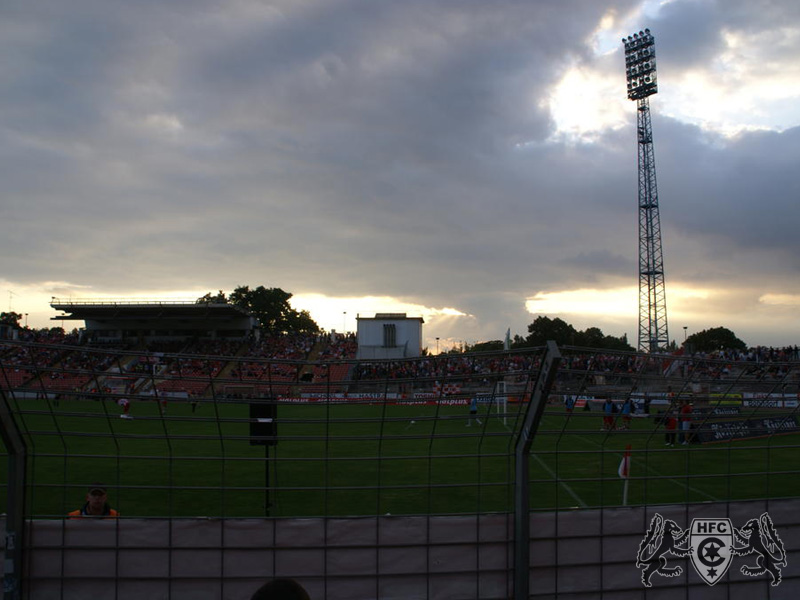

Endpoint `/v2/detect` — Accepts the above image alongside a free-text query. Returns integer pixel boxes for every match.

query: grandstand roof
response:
[49,299,253,323]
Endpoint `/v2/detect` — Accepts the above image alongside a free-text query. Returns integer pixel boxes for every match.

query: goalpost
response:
[475,380,509,427]
[495,380,508,427]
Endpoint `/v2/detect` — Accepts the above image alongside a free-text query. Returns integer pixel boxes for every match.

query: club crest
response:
[637,512,787,587]
[689,518,734,585]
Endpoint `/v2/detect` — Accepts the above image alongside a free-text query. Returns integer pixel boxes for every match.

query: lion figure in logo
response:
[731,512,787,586]
[636,514,692,587]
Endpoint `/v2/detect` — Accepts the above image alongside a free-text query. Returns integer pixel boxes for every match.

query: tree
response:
[518,317,634,351]
[284,308,320,334]
[525,316,578,346]
[196,290,228,304]
[685,327,746,353]
[601,332,634,352]
[219,285,320,334]
[575,326,605,348]
[0,312,22,327]
[470,340,504,353]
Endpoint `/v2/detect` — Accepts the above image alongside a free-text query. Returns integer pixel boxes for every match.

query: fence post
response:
[514,341,562,600]
[0,388,27,600]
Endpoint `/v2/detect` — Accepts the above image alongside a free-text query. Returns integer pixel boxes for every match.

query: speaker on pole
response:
[249,399,277,446]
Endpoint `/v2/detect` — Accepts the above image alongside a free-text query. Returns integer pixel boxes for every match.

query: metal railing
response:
[2,339,799,598]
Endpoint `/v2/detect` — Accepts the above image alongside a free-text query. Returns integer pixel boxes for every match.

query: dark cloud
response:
[649,0,800,76]
[647,1,725,72]
[724,0,800,30]
[656,121,800,265]
[560,250,636,278]
[1,0,799,345]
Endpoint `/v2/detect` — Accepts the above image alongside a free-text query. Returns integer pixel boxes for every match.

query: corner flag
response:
[618,444,632,479]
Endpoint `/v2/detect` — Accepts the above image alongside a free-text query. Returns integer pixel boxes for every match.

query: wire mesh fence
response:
[2,337,799,598]
[1,339,542,520]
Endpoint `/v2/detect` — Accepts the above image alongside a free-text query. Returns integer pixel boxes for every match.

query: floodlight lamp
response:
[623,28,658,99]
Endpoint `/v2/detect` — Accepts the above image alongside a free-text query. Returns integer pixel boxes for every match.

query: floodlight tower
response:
[623,29,669,353]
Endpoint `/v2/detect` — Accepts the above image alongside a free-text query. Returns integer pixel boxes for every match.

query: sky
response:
[2,0,800,351]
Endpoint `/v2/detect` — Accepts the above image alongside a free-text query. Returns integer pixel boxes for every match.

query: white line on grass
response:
[633,460,719,502]
[572,433,719,502]
[532,453,588,508]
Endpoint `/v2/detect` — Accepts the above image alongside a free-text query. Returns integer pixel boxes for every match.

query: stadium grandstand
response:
[49,297,257,342]
[1,313,799,598]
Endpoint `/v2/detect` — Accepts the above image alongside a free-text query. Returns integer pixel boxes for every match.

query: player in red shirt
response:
[118,397,132,419]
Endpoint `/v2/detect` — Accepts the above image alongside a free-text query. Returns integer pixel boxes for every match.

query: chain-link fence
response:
[2,338,799,598]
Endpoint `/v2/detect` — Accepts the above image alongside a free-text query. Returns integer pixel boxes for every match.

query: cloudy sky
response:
[2,0,799,350]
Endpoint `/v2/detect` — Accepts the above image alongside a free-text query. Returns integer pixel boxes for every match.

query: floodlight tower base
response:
[636,97,669,352]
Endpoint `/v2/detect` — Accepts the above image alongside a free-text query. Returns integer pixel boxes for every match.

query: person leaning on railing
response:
[68,484,119,518]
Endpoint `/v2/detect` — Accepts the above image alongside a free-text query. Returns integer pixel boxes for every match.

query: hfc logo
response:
[637,513,787,587]
[689,519,733,585]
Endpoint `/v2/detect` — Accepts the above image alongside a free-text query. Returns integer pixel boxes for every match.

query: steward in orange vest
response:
[68,484,119,518]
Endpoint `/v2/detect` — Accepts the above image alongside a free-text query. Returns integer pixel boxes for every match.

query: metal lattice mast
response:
[624,29,669,352]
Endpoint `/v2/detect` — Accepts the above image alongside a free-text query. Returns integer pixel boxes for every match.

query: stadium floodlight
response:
[623,28,657,100]
[622,28,669,353]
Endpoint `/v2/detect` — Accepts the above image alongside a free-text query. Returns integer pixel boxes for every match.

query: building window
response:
[383,324,396,348]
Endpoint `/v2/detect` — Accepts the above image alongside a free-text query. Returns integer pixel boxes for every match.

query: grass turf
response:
[1,397,798,518]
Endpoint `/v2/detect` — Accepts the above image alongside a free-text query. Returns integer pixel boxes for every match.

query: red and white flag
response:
[618,445,632,479]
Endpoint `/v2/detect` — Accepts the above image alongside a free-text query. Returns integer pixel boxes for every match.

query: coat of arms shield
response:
[689,518,734,585]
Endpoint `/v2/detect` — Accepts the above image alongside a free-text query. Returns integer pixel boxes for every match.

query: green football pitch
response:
[2,397,799,518]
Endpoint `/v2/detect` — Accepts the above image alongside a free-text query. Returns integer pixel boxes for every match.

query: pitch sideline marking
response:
[531,452,588,508]
[572,433,719,502]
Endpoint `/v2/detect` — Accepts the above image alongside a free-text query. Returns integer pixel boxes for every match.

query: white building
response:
[356,313,424,359]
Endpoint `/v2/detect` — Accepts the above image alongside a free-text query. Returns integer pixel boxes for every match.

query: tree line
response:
[466,317,749,354]
[466,316,633,353]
